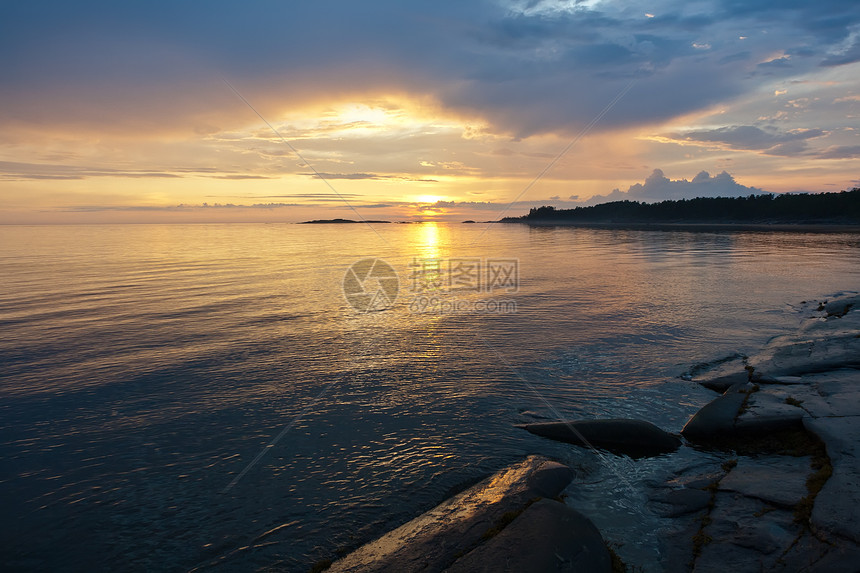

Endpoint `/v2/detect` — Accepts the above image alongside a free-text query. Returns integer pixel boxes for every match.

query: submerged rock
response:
[518,418,681,458]
[691,355,750,393]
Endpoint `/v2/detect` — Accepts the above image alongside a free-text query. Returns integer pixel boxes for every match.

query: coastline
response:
[502,221,860,233]
[327,293,860,572]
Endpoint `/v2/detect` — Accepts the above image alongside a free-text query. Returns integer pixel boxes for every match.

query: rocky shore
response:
[326,293,860,572]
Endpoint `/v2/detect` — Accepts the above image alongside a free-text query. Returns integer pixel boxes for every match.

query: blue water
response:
[1,223,858,571]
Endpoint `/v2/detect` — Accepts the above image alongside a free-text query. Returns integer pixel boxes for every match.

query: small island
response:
[300,218,392,224]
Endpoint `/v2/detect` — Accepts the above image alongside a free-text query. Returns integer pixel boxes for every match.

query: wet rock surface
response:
[673,293,860,571]
[325,295,859,572]
[518,418,682,458]
[328,455,610,573]
[444,499,611,573]
[717,457,811,507]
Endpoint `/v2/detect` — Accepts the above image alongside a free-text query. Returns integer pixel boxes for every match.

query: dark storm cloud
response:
[1,0,859,137]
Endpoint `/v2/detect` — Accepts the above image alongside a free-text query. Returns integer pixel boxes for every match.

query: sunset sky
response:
[2,0,859,223]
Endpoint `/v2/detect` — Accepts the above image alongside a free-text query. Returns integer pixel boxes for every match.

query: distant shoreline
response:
[502,189,860,231]
[503,221,860,232]
[299,218,392,224]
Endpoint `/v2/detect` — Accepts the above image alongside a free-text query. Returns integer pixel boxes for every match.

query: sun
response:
[415,195,443,204]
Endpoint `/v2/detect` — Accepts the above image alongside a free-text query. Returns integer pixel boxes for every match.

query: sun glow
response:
[415,195,443,204]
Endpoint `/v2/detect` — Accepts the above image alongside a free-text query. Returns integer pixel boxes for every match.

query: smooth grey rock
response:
[812,471,860,544]
[694,493,799,572]
[806,369,860,417]
[823,294,860,317]
[681,392,747,441]
[328,456,574,573]
[752,374,860,418]
[718,456,811,507]
[693,366,750,394]
[776,530,839,571]
[519,418,681,458]
[803,416,860,461]
[733,392,805,435]
[701,371,750,393]
[694,536,769,573]
[649,487,713,517]
[815,369,860,396]
[768,375,806,385]
[693,356,750,393]
[807,542,860,572]
[444,499,611,573]
[803,417,860,543]
[680,296,860,572]
[658,520,699,571]
[662,461,726,490]
[725,381,756,394]
[748,333,860,381]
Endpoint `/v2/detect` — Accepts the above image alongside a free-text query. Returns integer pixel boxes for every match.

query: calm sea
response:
[1,223,858,571]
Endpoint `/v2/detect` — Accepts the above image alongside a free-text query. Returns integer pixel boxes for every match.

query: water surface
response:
[1,223,858,571]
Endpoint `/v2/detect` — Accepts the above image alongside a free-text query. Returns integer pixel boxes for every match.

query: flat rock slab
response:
[718,456,811,507]
[807,369,860,418]
[748,333,860,381]
[822,293,860,318]
[518,418,681,458]
[328,456,574,573]
[649,487,713,517]
[695,493,799,572]
[692,356,750,393]
[734,392,805,434]
[803,417,860,543]
[444,499,611,573]
[803,416,860,462]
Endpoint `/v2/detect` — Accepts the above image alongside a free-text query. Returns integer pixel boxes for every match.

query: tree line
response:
[503,189,860,224]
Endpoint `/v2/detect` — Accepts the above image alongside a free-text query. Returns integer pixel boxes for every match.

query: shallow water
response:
[1,223,858,571]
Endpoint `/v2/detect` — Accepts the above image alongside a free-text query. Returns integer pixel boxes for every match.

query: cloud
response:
[59,202,304,213]
[821,23,860,66]
[666,125,826,155]
[301,172,438,182]
[2,0,859,139]
[581,169,764,205]
[817,145,860,159]
[223,193,363,199]
[0,160,276,181]
[0,161,185,180]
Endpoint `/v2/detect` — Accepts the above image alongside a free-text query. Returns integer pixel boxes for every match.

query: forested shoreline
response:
[503,189,860,224]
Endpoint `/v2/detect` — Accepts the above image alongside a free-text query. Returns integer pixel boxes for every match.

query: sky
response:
[2,0,859,223]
